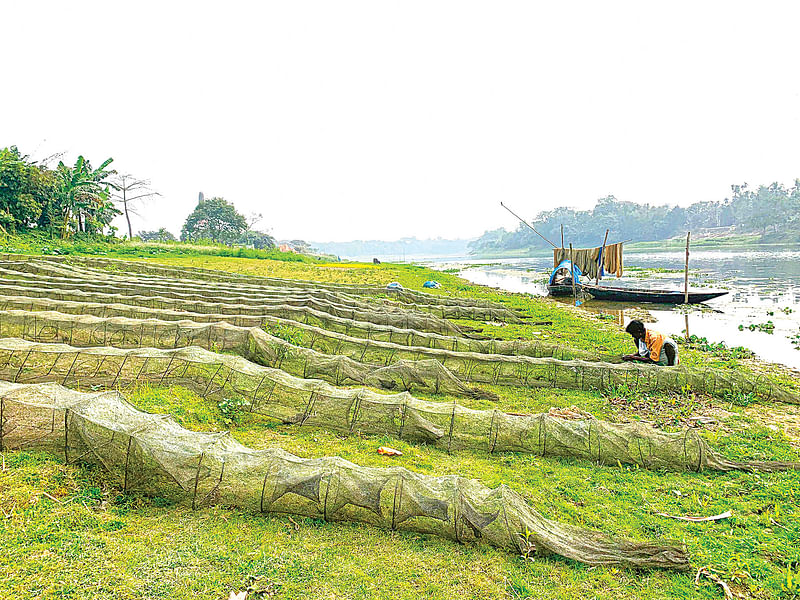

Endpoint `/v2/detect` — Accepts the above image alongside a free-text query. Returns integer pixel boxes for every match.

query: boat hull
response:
[547,284,577,297]
[583,285,727,304]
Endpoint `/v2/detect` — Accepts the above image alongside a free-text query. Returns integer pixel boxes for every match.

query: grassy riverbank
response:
[1,254,800,599]
[0,232,330,263]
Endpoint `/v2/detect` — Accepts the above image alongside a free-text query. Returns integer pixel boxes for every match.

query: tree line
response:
[0,146,277,249]
[470,181,800,252]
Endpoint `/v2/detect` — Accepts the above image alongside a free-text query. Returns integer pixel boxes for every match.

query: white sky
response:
[2,1,799,242]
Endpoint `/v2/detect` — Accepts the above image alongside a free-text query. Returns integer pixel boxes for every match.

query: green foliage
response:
[0,145,118,239]
[137,228,176,242]
[264,323,306,346]
[723,389,757,407]
[0,146,57,232]
[594,312,616,321]
[263,323,306,367]
[180,196,248,244]
[790,331,800,350]
[238,229,277,250]
[218,397,248,425]
[738,321,776,334]
[54,154,118,238]
[781,565,800,597]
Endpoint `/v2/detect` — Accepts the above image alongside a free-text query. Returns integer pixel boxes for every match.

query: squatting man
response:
[622,319,679,366]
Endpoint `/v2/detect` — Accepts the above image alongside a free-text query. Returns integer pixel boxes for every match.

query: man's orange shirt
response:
[643,330,665,362]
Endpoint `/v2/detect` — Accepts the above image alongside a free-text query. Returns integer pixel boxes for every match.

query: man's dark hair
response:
[625,320,645,336]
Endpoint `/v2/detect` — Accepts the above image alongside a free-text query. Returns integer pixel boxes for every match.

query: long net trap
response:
[0,255,508,309]
[1,338,795,473]
[0,292,599,361]
[0,309,794,403]
[0,381,690,570]
[0,262,522,323]
[0,279,468,336]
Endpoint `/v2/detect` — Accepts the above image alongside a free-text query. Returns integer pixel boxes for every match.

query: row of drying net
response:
[1,309,794,404]
[0,254,507,309]
[0,262,482,323]
[0,310,490,398]
[0,280,466,336]
[0,380,689,570]
[0,265,502,323]
[3,258,514,315]
[0,259,521,322]
[0,293,608,362]
[1,338,795,473]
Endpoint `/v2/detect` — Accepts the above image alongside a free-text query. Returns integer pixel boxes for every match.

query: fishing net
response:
[0,261,522,323]
[0,255,507,309]
[0,310,490,398]
[1,338,795,473]
[0,280,466,336]
[2,309,794,403]
[0,380,689,570]
[0,293,608,362]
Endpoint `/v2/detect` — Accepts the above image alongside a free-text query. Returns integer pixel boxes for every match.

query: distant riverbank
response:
[466,232,799,259]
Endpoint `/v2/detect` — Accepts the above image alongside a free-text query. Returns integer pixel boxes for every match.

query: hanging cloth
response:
[554,243,624,281]
[553,248,601,280]
[602,242,623,278]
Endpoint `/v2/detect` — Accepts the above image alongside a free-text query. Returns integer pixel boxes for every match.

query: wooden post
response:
[597,229,609,284]
[684,232,690,304]
[684,231,690,339]
[569,243,577,306]
[560,224,564,249]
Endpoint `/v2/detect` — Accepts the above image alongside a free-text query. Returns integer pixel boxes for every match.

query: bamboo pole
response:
[499,202,558,248]
[597,229,609,284]
[569,243,577,306]
[684,232,690,304]
[684,232,690,339]
[560,224,564,249]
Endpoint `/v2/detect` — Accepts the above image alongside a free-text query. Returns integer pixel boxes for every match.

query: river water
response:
[421,247,800,370]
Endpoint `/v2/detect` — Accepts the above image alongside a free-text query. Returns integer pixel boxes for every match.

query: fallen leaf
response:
[655,510,732,522]
[695,566,733,599]
[377,446,402,456]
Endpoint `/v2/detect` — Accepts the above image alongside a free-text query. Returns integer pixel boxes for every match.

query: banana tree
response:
[55,155,116,238]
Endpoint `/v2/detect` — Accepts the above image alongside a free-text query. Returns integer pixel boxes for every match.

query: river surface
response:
[415,247,800,370]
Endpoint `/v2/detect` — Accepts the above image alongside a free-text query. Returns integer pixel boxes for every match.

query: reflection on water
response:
[430,247,800,370]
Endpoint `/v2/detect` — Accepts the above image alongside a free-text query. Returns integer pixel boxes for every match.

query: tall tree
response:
[0,146,58,233]
[180,196,247,244]
[110,174,161,239]
[54,155,117,238]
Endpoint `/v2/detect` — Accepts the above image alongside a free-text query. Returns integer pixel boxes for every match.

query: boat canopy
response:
[549,259,582,286]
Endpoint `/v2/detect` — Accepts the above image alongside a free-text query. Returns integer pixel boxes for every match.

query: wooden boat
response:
[582,284,727,304]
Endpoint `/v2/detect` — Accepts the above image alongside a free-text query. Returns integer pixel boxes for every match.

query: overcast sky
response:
[2,1,799,242]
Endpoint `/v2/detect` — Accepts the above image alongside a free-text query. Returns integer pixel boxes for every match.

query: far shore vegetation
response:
[470,183,800,255]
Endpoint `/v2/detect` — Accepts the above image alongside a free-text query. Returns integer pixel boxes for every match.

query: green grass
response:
[2,252,800,599]
[0,232,324,263]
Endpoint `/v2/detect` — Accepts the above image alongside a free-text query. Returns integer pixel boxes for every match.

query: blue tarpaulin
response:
[549,259,582,286]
